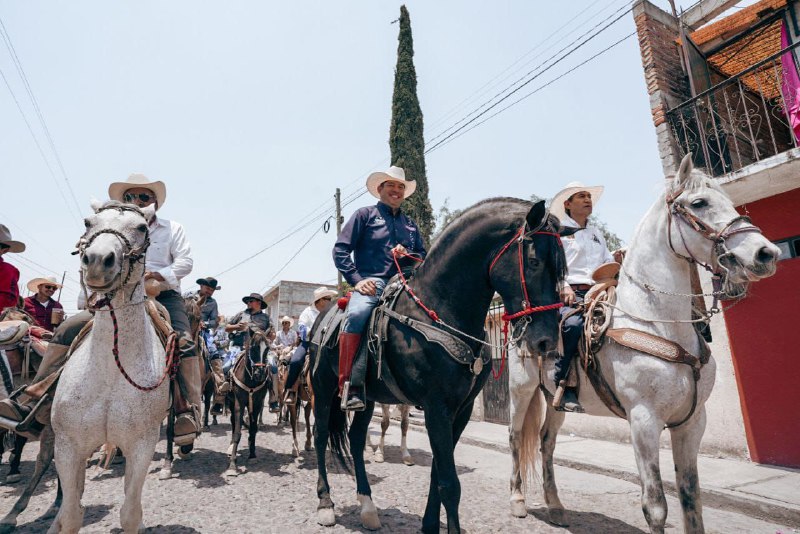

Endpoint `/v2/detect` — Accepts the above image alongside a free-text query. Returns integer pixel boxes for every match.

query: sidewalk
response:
[394,411,800,528]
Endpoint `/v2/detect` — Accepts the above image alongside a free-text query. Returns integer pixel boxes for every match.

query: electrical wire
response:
[259,219,331,293]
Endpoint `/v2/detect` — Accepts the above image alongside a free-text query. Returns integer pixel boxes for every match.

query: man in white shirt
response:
[550,182,621,412]
[0,174,203,446]
[272,316,298,359]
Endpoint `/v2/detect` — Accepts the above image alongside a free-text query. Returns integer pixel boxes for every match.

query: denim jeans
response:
[342,278,388,334]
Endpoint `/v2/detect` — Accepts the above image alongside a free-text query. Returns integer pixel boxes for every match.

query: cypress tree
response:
[390,5,434,245]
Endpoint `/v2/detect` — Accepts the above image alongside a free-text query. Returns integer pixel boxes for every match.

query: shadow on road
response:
[529,507,647,534]
[336,504,422,532]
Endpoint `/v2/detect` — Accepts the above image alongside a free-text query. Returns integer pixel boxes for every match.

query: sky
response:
[1,0,707,316]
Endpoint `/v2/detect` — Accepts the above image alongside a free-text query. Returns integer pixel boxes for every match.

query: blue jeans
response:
[284,345,307,390]
[342,278,388,334]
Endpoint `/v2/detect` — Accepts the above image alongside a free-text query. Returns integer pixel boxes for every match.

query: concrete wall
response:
[263,280,337,331]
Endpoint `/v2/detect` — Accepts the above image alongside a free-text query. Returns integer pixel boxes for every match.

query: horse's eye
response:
[84,218,91,228]
[690,198,708,209]
[136,224,147,233]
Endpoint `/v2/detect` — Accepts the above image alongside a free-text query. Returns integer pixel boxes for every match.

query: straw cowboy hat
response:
[312,286,337,304]
[279,315,294,327]
[196,276,221,290]
[0,224,25,253]
[27,276,62,293]
[242,292,267,308]
[549,181,604,223]
[108,173,167,209]
[366,166,417,199]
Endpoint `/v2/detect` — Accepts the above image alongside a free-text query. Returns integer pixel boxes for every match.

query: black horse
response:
[311,198,566,533]
[225,328,270,477]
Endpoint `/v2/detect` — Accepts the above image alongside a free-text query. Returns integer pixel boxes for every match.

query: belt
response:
[570,284,592,292]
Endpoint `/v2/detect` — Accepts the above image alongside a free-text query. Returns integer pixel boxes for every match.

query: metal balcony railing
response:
[667,40,800,177]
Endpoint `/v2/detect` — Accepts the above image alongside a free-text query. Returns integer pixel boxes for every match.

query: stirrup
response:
[340,382,365,412]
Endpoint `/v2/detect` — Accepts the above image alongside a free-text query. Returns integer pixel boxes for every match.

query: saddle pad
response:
[606,328,708,369]
[0,320,29,345]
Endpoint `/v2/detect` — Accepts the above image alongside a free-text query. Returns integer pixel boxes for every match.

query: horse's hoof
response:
[158,468,172,481]
[547,508,568,527]
[317,507,336,527]
[202,425,210,432]
[510,500,527,518]
[225,468,238,477]
[226,444,235,456]
[176,449,191,461]
[4,473,21,484]
[358,495,381,531]
[373,451,384,463]
[304,443,313,452]
[402,454,414,466]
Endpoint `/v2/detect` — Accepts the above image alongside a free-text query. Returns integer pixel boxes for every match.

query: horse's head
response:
[79,200,154,294]
[489,200,566,356]
[667,154,779,297]
[246,330,269,384]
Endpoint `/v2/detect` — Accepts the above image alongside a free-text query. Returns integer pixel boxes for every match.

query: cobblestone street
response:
[1,412,794,533]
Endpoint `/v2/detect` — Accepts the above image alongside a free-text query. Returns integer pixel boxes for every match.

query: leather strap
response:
[606,328,708,369]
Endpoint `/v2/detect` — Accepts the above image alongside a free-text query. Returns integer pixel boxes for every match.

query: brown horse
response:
[276,356,313,457]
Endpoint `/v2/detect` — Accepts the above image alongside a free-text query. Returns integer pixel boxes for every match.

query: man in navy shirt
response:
[333,166,426,410]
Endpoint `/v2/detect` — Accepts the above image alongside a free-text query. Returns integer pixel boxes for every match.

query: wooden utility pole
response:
[335,188,343,294]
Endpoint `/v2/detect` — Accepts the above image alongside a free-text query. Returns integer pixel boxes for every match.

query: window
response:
[775,236,800,261]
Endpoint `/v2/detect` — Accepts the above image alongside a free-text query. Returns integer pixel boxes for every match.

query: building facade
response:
[262,280,338,331]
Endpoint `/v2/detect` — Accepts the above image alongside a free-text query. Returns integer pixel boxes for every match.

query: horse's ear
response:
[526,200,547,229]
[142,204,156,220]
[89,197,103,213]
[558,226,581,238]
[675,153,694,189]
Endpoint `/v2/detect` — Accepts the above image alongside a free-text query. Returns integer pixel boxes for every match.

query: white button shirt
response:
[561,215,613,286]
[145,216,193,292]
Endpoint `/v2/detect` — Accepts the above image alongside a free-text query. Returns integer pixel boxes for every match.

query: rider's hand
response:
[238,323,248,332]
[560,285,576,306]
[144,271,165,282]
[355,279,377,296]
[391,244,408,256]
[613,249,625,264]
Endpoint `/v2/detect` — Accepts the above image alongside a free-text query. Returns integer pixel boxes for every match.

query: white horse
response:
[49,201,171,534]
[369,403,414,466]
[508,155,779,533]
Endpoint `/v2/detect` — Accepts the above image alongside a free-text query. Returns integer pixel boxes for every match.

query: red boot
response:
[338,332,364,411]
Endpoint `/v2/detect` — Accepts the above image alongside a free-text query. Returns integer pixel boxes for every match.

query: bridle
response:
[76,205,151,299]
[665,185,762,308]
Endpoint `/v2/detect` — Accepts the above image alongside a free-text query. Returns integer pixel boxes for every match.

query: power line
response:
[0,16,83,219]
[428,31,637,154]
[259,220,330,293]
[425,2,634,153]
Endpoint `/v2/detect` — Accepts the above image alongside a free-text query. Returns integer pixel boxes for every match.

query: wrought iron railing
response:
[667,40,800,176]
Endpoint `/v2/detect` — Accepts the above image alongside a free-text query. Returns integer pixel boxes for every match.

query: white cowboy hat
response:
[0,224,25,253]
[108,173,167,209]
[312,286,337,304]
[366,166,417,200]
[279,315,294,327]
[27,276,62,293]
[549,181,604,223]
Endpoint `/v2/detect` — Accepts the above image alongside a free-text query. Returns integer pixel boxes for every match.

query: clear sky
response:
[1,1,701,316]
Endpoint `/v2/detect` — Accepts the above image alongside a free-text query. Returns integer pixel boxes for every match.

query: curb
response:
[387,414,800,529]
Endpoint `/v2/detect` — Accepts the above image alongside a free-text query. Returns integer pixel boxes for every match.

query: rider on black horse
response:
[332,166,426,411]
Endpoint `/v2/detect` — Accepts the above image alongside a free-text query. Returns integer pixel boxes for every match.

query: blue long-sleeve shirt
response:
[333,202,427,286]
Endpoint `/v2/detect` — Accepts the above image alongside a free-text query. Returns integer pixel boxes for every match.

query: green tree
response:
[390,5,434,245]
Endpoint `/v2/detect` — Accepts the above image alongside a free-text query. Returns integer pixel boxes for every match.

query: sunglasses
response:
[42,285,58,290]
[123,192,154,203]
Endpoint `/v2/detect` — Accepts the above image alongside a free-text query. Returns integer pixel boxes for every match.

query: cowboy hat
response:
[366,166,417,200]
[196,276,221,290]
[0,224,25,253]
[312,286,337,304]
[279,315,294,327]
[549,181,604,223]
[108,173,167,209]
[27,276,62,293]
[242,292,267,308]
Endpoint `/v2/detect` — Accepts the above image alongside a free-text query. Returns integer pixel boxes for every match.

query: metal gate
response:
[482,301,509,425]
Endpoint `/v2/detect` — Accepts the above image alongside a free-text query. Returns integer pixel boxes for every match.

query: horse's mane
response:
[96,200,147,217]
[425,197,567,284]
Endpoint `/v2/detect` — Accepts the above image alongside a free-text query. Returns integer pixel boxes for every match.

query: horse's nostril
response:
[103,252,116,269]
[756,246,776,264]
[82,254,89,265]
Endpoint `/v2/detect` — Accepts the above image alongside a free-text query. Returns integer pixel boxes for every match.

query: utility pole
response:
[335,188,343,294]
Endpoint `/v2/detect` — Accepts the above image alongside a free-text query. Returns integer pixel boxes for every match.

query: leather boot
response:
[337,332,364,411]
[174,356,202,445]
[210,358,230,396]
[0,342,70,435]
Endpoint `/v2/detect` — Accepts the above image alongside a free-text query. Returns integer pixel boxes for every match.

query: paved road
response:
[0,412,792,533]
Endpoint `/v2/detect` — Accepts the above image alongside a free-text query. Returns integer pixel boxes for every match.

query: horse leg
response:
[350,402,380,530]
[373,404,389,463]
[119,436,158,533]
[541,402,567,525]
[290,403,300,458]
[508,377,538,518]
[421,407,465,534]
[304,401,313,452]
[48,440,88,534]
[202,380,212,431]
[5,433,27,484]
[314,395,336,527]
[1,425,56,533]
[248,396,262,460]
[630,406,668,534]
[226,396,242,476]
[159,406,175,480]
[399,405,414,466]
[669,406,707,534]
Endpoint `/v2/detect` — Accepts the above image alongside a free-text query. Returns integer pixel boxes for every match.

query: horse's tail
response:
[519,388,545,491]
[327,397,352,474]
